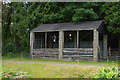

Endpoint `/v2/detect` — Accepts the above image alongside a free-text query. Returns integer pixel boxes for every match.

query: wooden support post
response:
[107,46,110,62]
[41,33,43,48]
[118,35,120,54]
[103,34,108,59]
[59,31,64,59]
[74,32,77,48]
[91,34,93,48]
[30,32,35,58]
[109,47,111,56]
[77,30,79,48]
[93,29,99,62]
[50,35,52,48]
[107,56,109,62]
[45,32,47,48]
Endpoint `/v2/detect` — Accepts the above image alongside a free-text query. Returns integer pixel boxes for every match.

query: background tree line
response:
[2,2,120,55]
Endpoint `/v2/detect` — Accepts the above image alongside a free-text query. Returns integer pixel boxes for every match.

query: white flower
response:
[16,73,19,75]
[5,76,7,78]
[11,22,13,25]
[20,71,23,73]
[27,28,29,31]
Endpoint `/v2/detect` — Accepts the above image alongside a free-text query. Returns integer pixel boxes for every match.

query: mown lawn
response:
[2,57,119,78]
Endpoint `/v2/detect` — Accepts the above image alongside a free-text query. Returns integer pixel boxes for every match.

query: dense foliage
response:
[101,2,120,33]
[2,2,119,54]
[93,66,119,79]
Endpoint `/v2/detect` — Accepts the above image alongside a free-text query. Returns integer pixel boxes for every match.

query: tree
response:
[2,2,105,54]
[2,2,12,45]
[101,2,120,34]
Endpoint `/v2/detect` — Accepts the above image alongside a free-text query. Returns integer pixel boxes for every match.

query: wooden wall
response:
[63,48,93,61]
[32,49,59,59]
[32,48,93,61]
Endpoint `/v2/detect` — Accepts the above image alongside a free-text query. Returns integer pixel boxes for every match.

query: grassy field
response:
[2,56,119,78]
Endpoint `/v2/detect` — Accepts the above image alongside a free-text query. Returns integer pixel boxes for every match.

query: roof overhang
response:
[31,20,106,34]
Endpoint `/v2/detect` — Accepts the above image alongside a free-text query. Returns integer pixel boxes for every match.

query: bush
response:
[2,43,29,56]
[93,66,119,79]
[78,72,85,78]
[2,42,30,58]
[2,43,15,56]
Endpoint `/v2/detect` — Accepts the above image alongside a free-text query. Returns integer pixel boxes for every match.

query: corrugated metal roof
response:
[31,20,106,33]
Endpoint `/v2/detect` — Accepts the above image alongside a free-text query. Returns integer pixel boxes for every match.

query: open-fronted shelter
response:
[30,20,108,62]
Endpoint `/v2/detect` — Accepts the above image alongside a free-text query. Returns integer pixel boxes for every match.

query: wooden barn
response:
[30,20,120,62]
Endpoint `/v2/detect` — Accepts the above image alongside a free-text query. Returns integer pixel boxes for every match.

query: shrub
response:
[93,66,119,79]
[78,73,85,78]
[2,42,29,56]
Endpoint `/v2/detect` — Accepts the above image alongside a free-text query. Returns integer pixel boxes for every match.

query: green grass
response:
[2,53,119,78]
[2,56,119,67]
[2,53,119,66]
[2,56,119,78]
[2,60,99,78]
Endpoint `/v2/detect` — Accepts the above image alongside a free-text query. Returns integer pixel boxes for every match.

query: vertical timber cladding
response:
[93,29,99,62]
[30,32,35,58]
[103,34,108,59]
[59,31,64,59]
